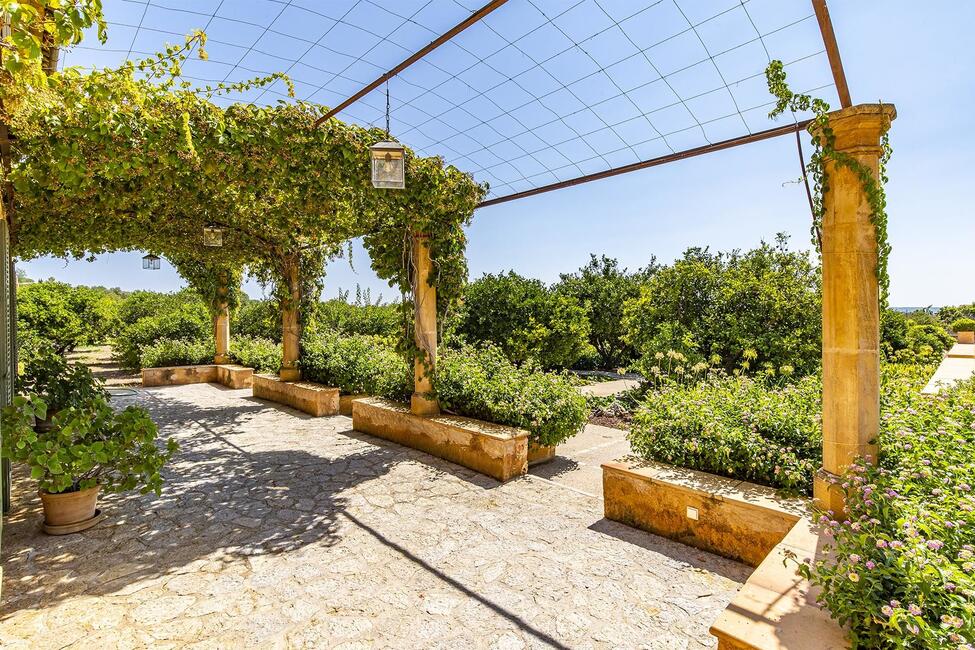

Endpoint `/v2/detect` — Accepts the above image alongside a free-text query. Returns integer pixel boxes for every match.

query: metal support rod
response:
[811,0,852,108]
[477,120,814,209]
[314,0,509,127]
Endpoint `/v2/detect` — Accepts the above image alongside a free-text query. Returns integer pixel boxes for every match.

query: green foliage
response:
[229,336,280,374]
[233,298,280,342]
[938,304,975,327]
[799,367,975,649]
[623,235,821,376]
[628,373,823,493]
[951,318,975,333]
[139,338,214,369]
[17,280,121,353]
[436,343,588,447]
[300,332,411,401]
[1,393,178,496]
[454,271,592,369]
[17,344,108,413]
[905,323,954,355]
[766,60,893,305]
[555,255,655,368]
[882,310,954,363]
[114,305,211,369]
[315,298,400,338]
[167,254,243,317]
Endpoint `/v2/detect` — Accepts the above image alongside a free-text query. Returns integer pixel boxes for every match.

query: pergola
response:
[4,0,892,519]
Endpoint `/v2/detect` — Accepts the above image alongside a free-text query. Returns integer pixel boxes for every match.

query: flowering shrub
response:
[300,332,411,401]
[139,338,215,369]
[436,343,587,447]
[628,372,822,493]
[801,366,975,649]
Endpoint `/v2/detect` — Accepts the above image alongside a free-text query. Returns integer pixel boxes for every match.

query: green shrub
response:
[17,280,122,353]
[628,373,823,493]
[555,255,655,368]
[315,299,400,338]
[17,344,108,414]
[951,318,975,333]
[139,338,215,368]
[229,336,281,373]
[436,343,587,447]
[114,308,211,369]
[938,303,975,327]
[623,235,821,376]
[301,332,411,401]
[905,322,954,355]
[233,298,281,341]
[800,367,975,649]
[453,271,592,369]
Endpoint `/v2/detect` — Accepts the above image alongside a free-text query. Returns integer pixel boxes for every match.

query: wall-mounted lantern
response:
[203,226,224,247]
[142,254,161,270]
[370,141,405,189]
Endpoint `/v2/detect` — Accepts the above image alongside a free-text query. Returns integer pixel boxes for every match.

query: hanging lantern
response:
[370,141,405,189]
[142,254,161,270]
[203,226,224,247]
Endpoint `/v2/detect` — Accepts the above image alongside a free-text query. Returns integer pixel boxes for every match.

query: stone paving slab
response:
[923,356,975,394]
[578,379,641,398]
[529,424,633,497]
[1,383,750,649]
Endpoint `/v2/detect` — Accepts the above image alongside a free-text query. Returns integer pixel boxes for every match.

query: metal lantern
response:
[142,254,161,270]
[203,226,224,247]
[370,141,405,189]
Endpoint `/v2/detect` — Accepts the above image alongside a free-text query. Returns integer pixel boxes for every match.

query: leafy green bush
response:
[951,318,975,333]
[905,322,954,355]
[436,343,587,447]
[139,338,215,369]
[453,271,592,369]
[301,332,411,400]
[938,303,975,328]
[628,373,822,493]
[229,336,281,373]
[800,367,975,649]
[315,298,400,338]
[1,393,178,496]
[233,298,281,342]
[116,288,206,329]
[17,280,121,353]
[114,307,211,369]
[555,254,655,368]
[623,235,822,376]
[17,344,108,414]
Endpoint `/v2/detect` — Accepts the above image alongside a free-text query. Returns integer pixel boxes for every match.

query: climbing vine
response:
[765,60,893,305]
[167,253,244,317]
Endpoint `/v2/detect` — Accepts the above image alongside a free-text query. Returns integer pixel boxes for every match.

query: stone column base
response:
[214,354,230,364]
[411,394,440,417]
[279,367,300,382]
[813,467,846,516]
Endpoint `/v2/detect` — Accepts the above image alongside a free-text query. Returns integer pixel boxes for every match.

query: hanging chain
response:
[385,81,391,138]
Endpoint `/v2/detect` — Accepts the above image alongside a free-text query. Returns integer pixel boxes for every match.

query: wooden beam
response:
[476,120,814,209]
[811,0,852,108]
[314,0,509,127]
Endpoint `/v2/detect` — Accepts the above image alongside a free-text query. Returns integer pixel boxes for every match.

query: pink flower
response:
[908,603,922,616]
[865,560,876,570]
[928,540,945,551]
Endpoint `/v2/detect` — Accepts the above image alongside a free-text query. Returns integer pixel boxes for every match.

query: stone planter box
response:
[142,364,253,389]
[601,460,805,567]
[339,394,369,417]
[352,397,529,481]
[251,374,340,417]
[958,331,975,345]
[527,442,556,466]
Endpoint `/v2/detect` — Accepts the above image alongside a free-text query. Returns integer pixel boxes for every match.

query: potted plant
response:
[952,318,975,344]
[1,394,178,534]
[17,347,108,430]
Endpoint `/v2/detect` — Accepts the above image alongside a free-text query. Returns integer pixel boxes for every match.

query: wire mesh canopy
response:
[63,0,842,205]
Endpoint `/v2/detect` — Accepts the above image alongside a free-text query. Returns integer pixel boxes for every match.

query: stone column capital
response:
[810,103,896,153]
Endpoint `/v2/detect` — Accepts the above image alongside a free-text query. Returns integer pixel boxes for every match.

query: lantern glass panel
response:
[370,142,405,189]
[142,254,160,270]
[203,226,223,247]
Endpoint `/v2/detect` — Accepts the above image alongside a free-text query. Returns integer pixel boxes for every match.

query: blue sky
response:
[20,1,975,308]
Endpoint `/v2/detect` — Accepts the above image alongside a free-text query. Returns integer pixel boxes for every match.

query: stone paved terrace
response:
[0,383,750,649]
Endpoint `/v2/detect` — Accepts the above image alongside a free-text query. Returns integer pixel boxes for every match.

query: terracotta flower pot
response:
[39,485,100,528]
[958,331,975,345]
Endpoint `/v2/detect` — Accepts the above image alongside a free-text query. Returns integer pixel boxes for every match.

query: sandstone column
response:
[814,104,896,514]
[213,271,231,364]
[411,233,439,416]
[279,258,301,381]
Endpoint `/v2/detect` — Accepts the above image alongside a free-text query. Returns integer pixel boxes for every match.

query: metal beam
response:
[812,0,852,108]
[314,0,509,127]
[476,120,814,209]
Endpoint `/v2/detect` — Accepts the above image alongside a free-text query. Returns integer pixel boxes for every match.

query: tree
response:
[453,271,591,369]
[17,280,118,353]
[555,255,656,368]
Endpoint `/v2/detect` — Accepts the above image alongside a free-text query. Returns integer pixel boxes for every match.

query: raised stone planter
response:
[602,460,805,567]
[958,331,975,345]
[339,394,369,417]
[352,397,528,481]
[251,374,339,417]
[527,442,556,466]
[142,364,253,389]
